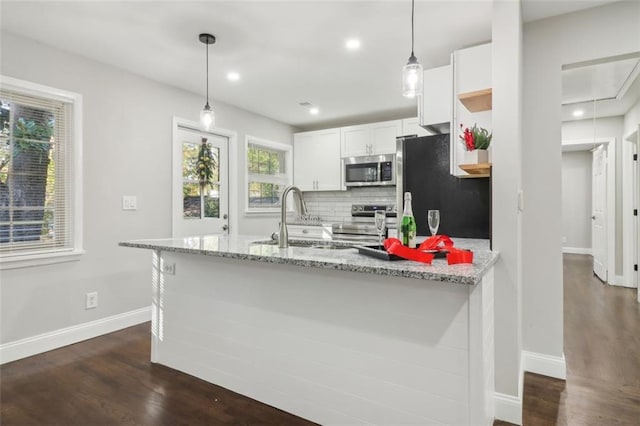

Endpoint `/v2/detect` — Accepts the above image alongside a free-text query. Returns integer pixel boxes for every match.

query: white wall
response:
[624,98,640,137]
[562,116,624,274]
[561,151,592,250]
[0,31,294,344]
[491,0,522,400]
[522,1,640,360]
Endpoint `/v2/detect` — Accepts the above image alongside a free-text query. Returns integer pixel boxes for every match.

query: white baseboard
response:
[494,392,522,425]
[523,350,566,380]
[609,274,637,288]
[0,306,151,365]
[562,247,592,255]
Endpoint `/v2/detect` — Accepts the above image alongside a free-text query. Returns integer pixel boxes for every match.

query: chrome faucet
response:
[279,185,307,248]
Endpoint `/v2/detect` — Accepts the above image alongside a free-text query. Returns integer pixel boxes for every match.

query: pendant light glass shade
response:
[199,33,216,130]
[402,0,422,98]
[402,54,423,98]
[200,103,214,130]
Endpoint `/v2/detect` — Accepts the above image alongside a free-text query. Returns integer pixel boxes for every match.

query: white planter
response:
[463,149,489,164]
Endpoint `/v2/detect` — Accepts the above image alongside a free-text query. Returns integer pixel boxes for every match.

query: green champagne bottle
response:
[401,192,417,248]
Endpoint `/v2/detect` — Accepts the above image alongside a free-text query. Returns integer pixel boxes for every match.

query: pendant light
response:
[402,0,423,98]
[199,33,216,130]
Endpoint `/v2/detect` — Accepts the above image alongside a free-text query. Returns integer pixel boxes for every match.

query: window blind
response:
[0,88,73,255]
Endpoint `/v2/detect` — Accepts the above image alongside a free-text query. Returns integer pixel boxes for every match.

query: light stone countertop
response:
[119,234,498,285]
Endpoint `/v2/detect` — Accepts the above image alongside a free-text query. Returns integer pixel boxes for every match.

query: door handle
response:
[223,213,228,220]
[591,216,596,220]
[222,224,229,231]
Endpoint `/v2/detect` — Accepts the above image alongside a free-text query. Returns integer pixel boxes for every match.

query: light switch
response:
[122,195,137,211]
[517,190,524,212]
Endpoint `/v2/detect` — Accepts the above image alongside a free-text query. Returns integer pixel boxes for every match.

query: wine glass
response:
[428,210,440,236]
[374,210,386,248]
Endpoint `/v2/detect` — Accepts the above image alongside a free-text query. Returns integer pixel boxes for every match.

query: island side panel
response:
[468,266,495,426]
[155,251,478,425]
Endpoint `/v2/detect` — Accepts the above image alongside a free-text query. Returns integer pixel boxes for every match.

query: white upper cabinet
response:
[402,117,432,137]
[454,43,492,95]
[341,120,402,157]
[370,120,403,154]
[340,124,369,157]
[293,129,342,191]
[421,64,453,129]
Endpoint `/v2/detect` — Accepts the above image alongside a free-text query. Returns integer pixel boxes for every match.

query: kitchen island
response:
[120,235,498,425]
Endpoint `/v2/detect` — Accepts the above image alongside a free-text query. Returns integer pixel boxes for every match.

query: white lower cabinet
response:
[293,129,342,191]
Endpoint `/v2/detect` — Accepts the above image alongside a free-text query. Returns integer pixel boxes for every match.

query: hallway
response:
[518,254,640,425]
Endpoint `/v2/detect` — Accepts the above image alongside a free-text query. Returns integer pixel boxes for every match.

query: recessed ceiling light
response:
[572,109,584,117]
[226,72,240,81]
[345,39,361,50]
[309,107,319,115]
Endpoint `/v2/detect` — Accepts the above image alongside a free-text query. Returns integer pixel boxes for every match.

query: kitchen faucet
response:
[279,185,307,248]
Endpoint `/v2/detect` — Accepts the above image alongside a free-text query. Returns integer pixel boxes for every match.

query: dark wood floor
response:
[0,322,316,425]
[497,254,640,426]
[2,254,639,425]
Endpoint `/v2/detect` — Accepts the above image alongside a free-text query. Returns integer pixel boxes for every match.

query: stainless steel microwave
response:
[343,154,396,187]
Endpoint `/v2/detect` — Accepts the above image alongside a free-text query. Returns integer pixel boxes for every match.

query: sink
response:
[251,239,353,250]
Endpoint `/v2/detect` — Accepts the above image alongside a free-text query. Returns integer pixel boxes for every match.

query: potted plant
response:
[459,123,492,164]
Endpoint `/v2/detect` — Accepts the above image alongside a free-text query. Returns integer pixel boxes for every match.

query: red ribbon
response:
[384,235,473,265]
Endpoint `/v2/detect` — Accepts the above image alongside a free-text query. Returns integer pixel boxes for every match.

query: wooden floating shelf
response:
[457,88,492,112]
[459,162,491,178]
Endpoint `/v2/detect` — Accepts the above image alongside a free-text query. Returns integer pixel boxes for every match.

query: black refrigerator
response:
[395,134,491,240]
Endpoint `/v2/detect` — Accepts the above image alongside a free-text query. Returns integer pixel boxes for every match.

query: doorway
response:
[172,120,230,238]
[561,138,615,283]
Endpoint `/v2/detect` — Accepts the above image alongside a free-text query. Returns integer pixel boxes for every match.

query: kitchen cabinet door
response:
[370,120,402,154]
[421,64,452,129]
[341,124,370,157]
[294,129,342,191]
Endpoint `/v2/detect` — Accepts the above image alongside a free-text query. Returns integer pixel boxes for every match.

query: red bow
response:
[384,235,473,265]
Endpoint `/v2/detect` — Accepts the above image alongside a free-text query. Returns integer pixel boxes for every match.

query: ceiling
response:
[561,54,640,122]
[0,0,623,129]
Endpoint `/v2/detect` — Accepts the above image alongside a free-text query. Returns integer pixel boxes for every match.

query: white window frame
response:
[244,135,292,215]
[0,76,83,270]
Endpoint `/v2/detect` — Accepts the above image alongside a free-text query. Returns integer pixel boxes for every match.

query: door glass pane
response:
[204,184,219,218]
[183,182,200,218]
[210,146,219,182]
[182,142,198,181]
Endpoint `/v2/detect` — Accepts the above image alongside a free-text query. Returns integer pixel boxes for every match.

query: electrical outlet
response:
[86,292,98,309]
[562,236,568,244]
[161,262,176,275]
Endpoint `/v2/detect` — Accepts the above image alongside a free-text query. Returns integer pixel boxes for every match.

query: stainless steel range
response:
[331,204,397,243]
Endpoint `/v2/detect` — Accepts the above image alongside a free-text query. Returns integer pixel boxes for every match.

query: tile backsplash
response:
[302,187,396,223]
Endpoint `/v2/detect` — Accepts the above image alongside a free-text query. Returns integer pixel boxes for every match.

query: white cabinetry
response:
[420,64,452,130]
[452,43,492,177]
[341,120,402,157]
[401,117,432,137]
[293,129,341,191]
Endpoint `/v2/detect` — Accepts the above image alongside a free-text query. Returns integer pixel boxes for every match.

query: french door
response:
[172,124,229,238]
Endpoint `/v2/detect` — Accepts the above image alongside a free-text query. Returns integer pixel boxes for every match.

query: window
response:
[245,136,292,213]
[0,76,82,268]
[182,138,220,219]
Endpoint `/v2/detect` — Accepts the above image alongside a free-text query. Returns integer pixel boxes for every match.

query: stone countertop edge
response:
[119,235,498,286]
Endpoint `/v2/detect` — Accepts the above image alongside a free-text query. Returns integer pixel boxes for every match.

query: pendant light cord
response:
[205,40,210,105]
[411,0,415,56]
